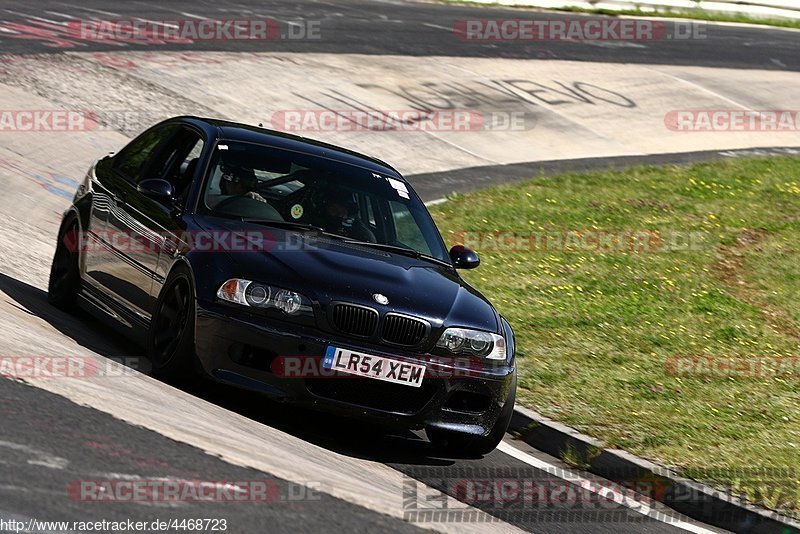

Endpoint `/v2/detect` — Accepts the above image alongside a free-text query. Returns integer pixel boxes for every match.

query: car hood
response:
[195,217,499,332]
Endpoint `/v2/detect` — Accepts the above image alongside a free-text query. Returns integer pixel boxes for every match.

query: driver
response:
[315,188,376,242]
[220,164,267,203]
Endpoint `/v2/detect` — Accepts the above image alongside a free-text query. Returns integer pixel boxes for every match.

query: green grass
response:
[436,0,800,30]
[429,156,800,518]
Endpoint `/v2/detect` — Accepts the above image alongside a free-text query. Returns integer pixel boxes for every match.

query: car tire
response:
[47,217,81,311]
[147,266,196,382]
[429,376,516,457]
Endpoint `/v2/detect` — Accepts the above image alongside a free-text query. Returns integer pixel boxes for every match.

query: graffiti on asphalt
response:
[0,159,79,200]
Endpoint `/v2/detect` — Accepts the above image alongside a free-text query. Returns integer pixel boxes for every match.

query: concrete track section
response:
[0,286,720,533]
[0,110,723,532]
[0,377,427,534]
[0,0,796,532]
[1,52,798,178]
[0,67,728,534]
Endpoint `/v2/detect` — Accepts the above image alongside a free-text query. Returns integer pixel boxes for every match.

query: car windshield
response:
[200,140,450,262]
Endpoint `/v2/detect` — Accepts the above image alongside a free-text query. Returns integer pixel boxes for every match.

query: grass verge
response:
[429,156,800,518]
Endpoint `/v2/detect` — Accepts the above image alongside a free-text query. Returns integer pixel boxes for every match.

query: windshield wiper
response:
[342,240,452,268]
[242,219,363,243]
[241,219,327,233]
[242,220,451,267]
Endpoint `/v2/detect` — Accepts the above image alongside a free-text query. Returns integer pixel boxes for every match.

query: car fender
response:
[500,314,516,368]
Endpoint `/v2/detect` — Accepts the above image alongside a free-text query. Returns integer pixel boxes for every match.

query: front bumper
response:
[194,301,516,436]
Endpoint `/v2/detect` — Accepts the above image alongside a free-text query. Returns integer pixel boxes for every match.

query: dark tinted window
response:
[155,129,205,204]
[113,124,179,182]
[199,141,449,261]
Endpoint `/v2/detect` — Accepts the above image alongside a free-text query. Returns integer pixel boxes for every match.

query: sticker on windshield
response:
[387,178,410,199]
[290,204,304,219]
[217,144,229,150]
[372,172,382,179]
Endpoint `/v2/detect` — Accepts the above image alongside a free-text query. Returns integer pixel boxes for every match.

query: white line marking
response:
[312,0,361,12]
[646,68,752,110]
[270,18,302,28]
[422,22,453,31]
[581,40,647,49]
[177,11,208,20]
[44,11,80,20]
[424,198,448,207]
[420,130,502,165]
[57,3,120,17]
[0,440,69,470]
[133,17,179,29]
[496,441,720,534]
[2,10,65,25]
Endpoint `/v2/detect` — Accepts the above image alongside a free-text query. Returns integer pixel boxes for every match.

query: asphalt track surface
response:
[0,1,797,532]
[0,0,797,72]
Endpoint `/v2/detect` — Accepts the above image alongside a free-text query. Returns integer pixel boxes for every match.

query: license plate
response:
[322,346,425,387]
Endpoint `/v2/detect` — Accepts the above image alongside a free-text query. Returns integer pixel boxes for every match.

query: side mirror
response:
[137,178,174,201]
[449,245,480,269]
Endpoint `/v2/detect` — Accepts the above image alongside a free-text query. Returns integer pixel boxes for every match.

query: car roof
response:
[174,116,404,179]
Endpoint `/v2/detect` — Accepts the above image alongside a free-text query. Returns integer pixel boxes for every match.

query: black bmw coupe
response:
[48,117,516,455]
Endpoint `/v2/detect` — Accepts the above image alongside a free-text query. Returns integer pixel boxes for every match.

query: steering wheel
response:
[214,195,284,220]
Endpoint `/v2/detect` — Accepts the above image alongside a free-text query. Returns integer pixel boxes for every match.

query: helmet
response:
[327,187,355,207]
[320,187,356,218]
[220,163,257,189]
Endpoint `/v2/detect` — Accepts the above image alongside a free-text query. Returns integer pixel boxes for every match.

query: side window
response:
[186,138,204,160]
[165,136,205,204]
[139,127,206,206]
[389,200,431,255]
[158,131,204,189]
[363,195,377,226]
[359,194,384,243]
[113,124,179,182]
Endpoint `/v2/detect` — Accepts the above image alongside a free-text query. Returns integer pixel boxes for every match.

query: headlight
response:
[274,289,302,314]
[435,327,506,360]
[217,279,311,315]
